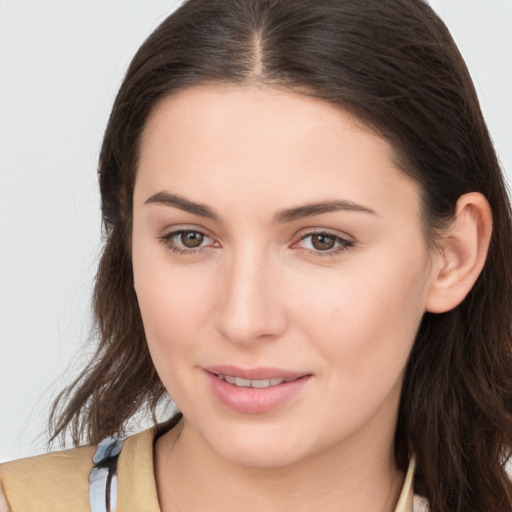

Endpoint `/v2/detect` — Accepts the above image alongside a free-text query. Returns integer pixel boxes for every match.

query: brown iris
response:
[311,234,336,250]
[180,231,205,248]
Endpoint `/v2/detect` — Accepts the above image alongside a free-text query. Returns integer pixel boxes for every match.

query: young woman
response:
[1,1,511,511]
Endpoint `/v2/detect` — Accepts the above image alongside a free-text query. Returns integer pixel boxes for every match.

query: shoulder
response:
[0,444,96,512]
[0,417,180,512]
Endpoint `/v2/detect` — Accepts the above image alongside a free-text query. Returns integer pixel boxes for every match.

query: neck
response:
[154,417,405,512]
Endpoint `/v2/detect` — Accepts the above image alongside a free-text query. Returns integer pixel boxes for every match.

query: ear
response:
[425,192,492,314]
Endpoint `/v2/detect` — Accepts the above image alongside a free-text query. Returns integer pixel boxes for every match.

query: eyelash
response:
[158,229,216,256]
[295,231,354,257]
[158,229,354,257]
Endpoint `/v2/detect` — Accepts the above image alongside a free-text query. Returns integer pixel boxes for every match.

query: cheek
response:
[132,236,213,366]
[135,268,213,348]
[290,250,430,388]
[134,271,213,403]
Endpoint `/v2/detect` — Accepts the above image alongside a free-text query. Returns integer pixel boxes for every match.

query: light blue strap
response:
[89,438,124,512]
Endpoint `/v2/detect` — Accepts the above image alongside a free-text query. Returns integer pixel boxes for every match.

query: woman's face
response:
[132,85,439,467]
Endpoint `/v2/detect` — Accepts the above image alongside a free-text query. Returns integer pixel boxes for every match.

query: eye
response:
[178,231,206,248]
[294,231,353,256]
[158,229,218,254]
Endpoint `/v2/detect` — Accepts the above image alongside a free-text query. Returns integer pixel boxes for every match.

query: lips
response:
[204,366,311,414]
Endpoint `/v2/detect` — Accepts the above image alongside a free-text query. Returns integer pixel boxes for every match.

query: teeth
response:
[218,374,285,388]
[251,379,271,388]
[235,377,252,387]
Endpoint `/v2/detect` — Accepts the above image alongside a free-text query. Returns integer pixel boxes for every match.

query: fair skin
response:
[131,85,492,512]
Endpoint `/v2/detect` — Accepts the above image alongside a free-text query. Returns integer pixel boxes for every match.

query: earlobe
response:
[425,192,492,314]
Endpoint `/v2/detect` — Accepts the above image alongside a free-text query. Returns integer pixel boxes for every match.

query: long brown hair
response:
[50,1,512,510]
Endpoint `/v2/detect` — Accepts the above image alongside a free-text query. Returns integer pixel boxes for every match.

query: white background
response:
[0,0,511,462]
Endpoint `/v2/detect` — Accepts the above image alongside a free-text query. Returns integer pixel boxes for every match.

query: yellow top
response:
[0,425,419,512]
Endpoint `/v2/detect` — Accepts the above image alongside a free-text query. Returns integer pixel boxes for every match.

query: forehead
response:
[135,85,421,222]
[141,84,387,161]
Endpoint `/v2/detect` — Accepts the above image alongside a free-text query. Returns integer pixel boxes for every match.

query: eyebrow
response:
[145,192,221,221]
[273,200,377,223]
[144,191,377,223]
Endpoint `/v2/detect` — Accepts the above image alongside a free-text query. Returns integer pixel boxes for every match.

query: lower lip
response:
[205,372,311,414]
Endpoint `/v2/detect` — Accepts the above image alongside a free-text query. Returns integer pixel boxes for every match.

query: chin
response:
[195,418,319,469]
[215,439,305,468]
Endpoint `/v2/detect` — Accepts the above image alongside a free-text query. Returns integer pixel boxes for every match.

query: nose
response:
[214,249,287,345]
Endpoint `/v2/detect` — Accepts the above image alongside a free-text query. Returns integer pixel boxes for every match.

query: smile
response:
[205,367,311,414]
[215,374,286,388]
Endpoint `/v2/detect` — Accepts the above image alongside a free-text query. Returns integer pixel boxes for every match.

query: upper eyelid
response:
[159,225,212,239]
[162,228,214,243]
[160,227,351,239]
[295,227,353,241]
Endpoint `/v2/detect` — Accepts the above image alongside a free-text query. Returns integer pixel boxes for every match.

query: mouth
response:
[213,373,294,389]
[204,366,311,414]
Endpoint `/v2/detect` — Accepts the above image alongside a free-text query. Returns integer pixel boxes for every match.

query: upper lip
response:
[204,365,309,381]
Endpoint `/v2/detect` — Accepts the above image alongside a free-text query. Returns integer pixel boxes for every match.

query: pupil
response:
[312,234,335,250]
[181,231,204,248]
